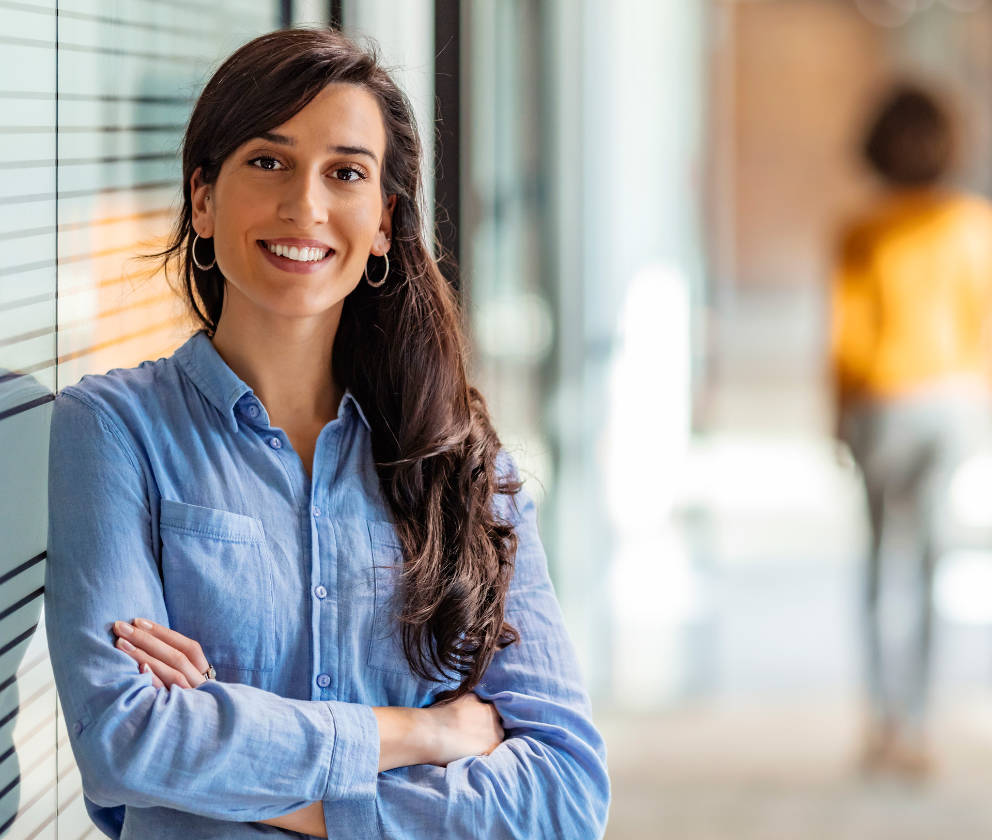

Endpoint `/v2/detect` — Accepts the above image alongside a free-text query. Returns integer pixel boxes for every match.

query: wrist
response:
[372,706,439,772]
[418,704,445,766]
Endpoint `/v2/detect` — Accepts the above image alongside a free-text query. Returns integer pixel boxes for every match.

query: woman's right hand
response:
[424,692,504,766]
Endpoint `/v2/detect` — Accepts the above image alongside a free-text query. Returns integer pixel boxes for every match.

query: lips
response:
[259,237,334,248]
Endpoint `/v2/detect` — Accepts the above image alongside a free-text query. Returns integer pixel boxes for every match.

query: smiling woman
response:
[43,26,609,840]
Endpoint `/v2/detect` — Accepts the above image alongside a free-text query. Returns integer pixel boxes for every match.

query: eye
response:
[247,156,283,171]
[332,166,368,183]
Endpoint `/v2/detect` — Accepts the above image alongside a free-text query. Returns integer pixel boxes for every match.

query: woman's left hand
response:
[111,618,211,690]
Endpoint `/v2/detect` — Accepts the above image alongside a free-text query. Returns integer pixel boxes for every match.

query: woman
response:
[44,27,609,839]
[831,84,992,778]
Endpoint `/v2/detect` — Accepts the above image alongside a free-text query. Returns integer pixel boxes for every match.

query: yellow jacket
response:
[830,189,992,403]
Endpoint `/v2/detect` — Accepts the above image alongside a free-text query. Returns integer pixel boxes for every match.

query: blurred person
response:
[830,83,992,779]
[43,27,609,839]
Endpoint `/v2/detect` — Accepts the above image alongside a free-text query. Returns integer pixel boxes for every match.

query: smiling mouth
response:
[258,240,334,263]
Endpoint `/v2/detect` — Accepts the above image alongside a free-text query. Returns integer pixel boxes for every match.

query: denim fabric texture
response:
[43,329,610,839]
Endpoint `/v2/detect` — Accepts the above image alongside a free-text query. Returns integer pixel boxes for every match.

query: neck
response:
[210,293,343,429]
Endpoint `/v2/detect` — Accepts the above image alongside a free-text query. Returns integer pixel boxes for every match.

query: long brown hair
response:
[147,27,522,699]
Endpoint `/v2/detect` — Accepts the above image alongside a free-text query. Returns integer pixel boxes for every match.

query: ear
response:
[374,194,397,255]
[190,166,215,238]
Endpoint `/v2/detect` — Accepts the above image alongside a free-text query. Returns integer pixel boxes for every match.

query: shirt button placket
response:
[310,487,331,694]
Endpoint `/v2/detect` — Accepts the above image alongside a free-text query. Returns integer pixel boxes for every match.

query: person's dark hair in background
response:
[863,84,955,187]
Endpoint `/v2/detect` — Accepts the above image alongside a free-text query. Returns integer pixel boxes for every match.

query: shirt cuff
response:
[323,701,380,802]
[323,793,379,839]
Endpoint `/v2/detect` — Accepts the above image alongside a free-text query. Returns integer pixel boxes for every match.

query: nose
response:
[277,167,328,229]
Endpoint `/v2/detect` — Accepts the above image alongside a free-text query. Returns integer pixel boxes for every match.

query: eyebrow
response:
[254,131,380,165]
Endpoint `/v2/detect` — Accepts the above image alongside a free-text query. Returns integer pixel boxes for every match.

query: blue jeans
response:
[842,383,991,735]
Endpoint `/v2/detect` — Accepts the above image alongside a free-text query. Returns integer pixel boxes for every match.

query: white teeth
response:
[264,242,330,262]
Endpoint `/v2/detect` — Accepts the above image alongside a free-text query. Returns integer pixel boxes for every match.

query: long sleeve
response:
[43,389,380,826]
[322,455,611,839]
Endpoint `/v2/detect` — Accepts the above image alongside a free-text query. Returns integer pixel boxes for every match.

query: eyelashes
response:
[334,166,369,182]
[246,155,368,182]
[247,155,282,172]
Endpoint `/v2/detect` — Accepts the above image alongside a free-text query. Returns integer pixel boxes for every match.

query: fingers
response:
[115,637,191,688]
[128,618,211,674]
[113,620,205,688]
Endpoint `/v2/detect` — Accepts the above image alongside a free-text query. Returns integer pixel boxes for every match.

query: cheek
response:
[213,220,246,266]
[339,196,383,237]
[215,193,264,247]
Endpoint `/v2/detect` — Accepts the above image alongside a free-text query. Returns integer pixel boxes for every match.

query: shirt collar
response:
[173,329,371,435]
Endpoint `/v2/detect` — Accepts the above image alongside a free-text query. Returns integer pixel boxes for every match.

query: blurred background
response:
[6,0,992,837]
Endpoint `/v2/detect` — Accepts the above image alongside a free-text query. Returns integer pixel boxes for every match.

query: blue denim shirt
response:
[43,329,610,839]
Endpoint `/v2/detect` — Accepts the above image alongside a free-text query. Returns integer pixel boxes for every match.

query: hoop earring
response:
[191,233,216,271]
[364,251,389,288]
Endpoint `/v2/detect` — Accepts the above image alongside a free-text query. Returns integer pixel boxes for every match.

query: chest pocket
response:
[365,521,408,675]
[365,521,459,689]
[159,499,275,674]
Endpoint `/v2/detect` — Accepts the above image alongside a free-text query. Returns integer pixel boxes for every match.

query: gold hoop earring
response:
[364,251,389,288]
[191,233,216,271]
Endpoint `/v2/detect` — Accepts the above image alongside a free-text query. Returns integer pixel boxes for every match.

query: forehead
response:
[266,82,387,159]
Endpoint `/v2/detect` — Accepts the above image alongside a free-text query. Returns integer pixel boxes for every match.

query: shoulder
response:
[837,193,940,264]
[938,190,992,230]
[494,447,520,485]
[492,447,538,528]
[53,352,183,445]
[936,188,991,213]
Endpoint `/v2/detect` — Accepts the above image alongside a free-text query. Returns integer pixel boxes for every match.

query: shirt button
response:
[72,721,83,735]
[312,505,321,517]
[268,436,282,449]
[246,403,260,419]
[314,584,327,599]
[316,673,331,688]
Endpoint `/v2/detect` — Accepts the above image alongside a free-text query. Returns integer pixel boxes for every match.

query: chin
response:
[260,289,348,321]
[225,276,353,322]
